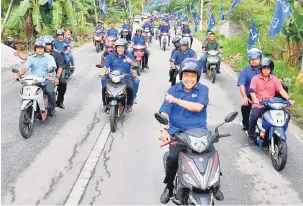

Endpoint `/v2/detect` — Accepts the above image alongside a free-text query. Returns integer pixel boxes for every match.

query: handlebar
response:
[219,132,232,138]
[160,140,178,147]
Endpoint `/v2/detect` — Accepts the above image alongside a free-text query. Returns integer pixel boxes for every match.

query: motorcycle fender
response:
[109,100,118,106]
[272,127,287,140]
[189,190,212,205]
[136,55,142,61]
[21,100,33,111]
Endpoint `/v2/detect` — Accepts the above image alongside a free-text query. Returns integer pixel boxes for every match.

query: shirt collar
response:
[249,65,259,71]
[258,74,273,80]
[33,53,46,57]
[176,82,200,92]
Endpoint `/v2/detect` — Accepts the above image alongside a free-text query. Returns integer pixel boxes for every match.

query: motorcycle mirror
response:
[219,46,223,49]
[12,68,19,73]
[154,113,168,125]
[224,111,238,123]
[95,64,103,68]
[249,88,257,93]
[132,65,139,70]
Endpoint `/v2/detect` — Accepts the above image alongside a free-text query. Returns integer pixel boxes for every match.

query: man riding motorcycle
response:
[121,18,132,42]
[130,27,150,69]
[142,19,153,42]
[95,19,105,32]
[200,32,222,73]
[174,18,182,35]
[158,60,224,204]
[237,48,263,131]
[99,39,138,113]
[54,29,72,79]
[169,38,197,86]
[181,22,193,47]
[248,58,295,143]
[170,36,181,59]
[158,21,171,47]
[106,22,119,39]
[12,39,57,116]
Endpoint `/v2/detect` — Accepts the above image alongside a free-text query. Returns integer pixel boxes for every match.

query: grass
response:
[191,26,303,128]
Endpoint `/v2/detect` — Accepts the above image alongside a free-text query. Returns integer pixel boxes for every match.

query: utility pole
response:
[1,0,15,38]
[200,0,203,31]
[93,0,98,25]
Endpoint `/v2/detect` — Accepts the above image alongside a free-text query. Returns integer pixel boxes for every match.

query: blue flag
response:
[129,5,134,12]
[220,0,224,20]
[48,0,53,6]
[208,4,213,19]
[248,18,258,50]
[194,15,200,33]
[98,0,102,9]
[102,0,107,16]
[207,13,216,33]
[269,0,291,37]
[226,0,240,17]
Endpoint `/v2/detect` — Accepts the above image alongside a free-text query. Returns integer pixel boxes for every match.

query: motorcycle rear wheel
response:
[96,42,101,53]
[271,137,287,171]
[211,67,217,83]
[19,106,35,139]
[109,105,118,132]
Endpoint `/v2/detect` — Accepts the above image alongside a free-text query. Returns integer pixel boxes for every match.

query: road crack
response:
[89,174,104,205]
[9,186,16,203]
[103,133,114,178]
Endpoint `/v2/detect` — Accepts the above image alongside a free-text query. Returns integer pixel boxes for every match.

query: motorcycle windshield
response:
[207,50,219,56]
[134,44,145,49]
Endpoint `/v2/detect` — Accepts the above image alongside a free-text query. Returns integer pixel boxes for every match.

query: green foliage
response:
[51,1,63,29]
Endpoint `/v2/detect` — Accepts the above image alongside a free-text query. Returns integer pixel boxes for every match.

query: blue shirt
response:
[158,25,170,33]
[170,48,179,59]
[132,34,147,45]
[171,49,196,65]
[237,66,261,96]
[24,53,57,85]
[142,24,152,30]
[54,38,70,53]
[182,27,191,34]
[159,82,209,134]
[107,29,119,38]
[104,52,135,75]
[176,22,182,27]
[95,26,105,31]
[122,24,131,30]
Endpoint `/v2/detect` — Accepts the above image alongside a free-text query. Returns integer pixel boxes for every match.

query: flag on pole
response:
[207,13,216,33]
[102,0,107,16]
[248,18,259,50]
[219,0,224,20]
[226,0,240,17]
[269,0,291,37]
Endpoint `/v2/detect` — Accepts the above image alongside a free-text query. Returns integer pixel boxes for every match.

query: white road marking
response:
[64,123,111,205]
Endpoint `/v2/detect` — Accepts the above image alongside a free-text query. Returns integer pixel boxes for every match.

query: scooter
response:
[160,32,169,51]
[120,29,131,42]
[133,44,147,76]
[154,27,158,40]
[204,48,222,84]
[176,26,182,36]
[155,111,238,205]
[59,44,76,79]
[249,88,292,171]
[143,28,152,42]
[12,68,56,139]
[93,30,105,53]
[182,33,192,47]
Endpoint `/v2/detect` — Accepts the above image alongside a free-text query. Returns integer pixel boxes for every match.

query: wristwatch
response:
[287,97,292,100]
[160,128,168,132]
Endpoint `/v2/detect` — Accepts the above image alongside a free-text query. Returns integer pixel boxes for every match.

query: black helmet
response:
[115,38,128,50]
[179,38,188,46]
[56,29,64,36]
[180,60,201,81]
[34,38,46,51]
[42,35,54,45]
[260,57,274,72]
[172,36,181,44]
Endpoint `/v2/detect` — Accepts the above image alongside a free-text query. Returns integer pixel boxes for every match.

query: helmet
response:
[34,38,46,51]
[42,35,54,45]
[183,21,189,26]
[172,36,181,44]
[56,29,65,36]
[247,48,262,60]
[179,38,188,46]
[180,60,201,81]
[135,27,143,32]
[260,58,274,72]
[115,38,128,50]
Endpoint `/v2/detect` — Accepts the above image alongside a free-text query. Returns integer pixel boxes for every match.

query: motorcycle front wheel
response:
[271,136,287,171]
[96,42,101,53]
[109,105,118,132]
[211,67,217,83]
[136,60,141,76]
[19,106,35,139]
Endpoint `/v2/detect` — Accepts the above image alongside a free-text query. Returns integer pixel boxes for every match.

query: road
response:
[1,34,303,205]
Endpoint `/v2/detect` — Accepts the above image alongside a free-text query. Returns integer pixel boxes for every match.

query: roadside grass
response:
[192,27,303,127]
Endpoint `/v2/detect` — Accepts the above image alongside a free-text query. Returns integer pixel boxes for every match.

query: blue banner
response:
[219,0,224,20]
[269,0,291,37]
[248,18,258,50]
[226,0,240,17]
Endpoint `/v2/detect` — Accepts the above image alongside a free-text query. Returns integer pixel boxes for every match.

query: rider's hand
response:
[99,72,106,78]
[166,93,177,103]
[159,130,170,143]
[253,98,260,104]
[48,76,55,81]
[125,57,132,63]
[132,70,137,77]
[64,50,69,54]
[13,50,20,56]
[289,100,295,105]
[242,96,251,106]
[13,73,20,81]
[55,78,59,86]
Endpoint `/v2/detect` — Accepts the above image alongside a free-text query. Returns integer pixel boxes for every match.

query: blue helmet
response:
[247,48,262,60]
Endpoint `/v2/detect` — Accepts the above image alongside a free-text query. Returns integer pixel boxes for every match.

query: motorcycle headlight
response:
[207,56,218,62]
[186,135,209,153]
[268,103,284,109]
[110,75,122,83]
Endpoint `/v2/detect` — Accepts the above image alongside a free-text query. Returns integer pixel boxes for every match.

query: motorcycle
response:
[160,32,169,51]
[133,44,147,76]
[12,68,56,139]
[100,66,139,132]
[93,30,105,53]
[249,88,292,171]
[120,29,131,42]
[104,36,117,53]
[182,33,192,47]
[154,27,158,40]
[204,48,222,84]
[59,43,76,79]
[154,111,238,205]
[143,28,152,42]
[176,26,182,36]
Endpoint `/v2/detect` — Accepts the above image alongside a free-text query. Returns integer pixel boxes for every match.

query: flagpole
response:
[200,0,203,31]
[93,0,98,25]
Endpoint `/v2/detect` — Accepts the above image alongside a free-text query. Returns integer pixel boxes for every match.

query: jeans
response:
[241,95,252,129]
[56,78,67,104]
[200,53,222,71]
[64,54,71,73]
[100,77,136,106]
[67,52,74,66]
[44,81,56,109]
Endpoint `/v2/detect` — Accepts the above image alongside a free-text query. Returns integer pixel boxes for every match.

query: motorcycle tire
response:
[211,67,216,84]
[96,42,101,53]
[136,60,141,76]
[109,105,118,132]
[19,106,35,139]
[163,43,166,51]
[271,137,287,171]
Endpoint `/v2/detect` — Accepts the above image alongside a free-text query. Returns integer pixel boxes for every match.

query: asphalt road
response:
[1,34,303,205]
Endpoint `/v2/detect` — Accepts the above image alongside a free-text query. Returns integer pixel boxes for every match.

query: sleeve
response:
[171,51,177,62]
[24,57,33,69]
[197,86,209,106]
[188,28,192,33]
[202,41,208,48]
[47,55,57,70]
[190,50,197,58]
[159,88,174,115]
[126,53,136,62]
[132,36,136,44]
[250,76,257,89]
[104,54,111,68]
[274,77,284,93]
[237,69,246,86]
